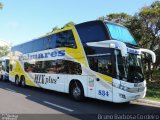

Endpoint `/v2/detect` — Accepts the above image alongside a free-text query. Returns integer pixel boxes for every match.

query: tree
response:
[51,21,75,32]
[98,1,160,81]
[105,13,132,25]
[0,2,3,10]
[0,46,10,58]
[137,1,160,80]
[139,1,160,50]
[63,21,75,28]
[52,26,61,32]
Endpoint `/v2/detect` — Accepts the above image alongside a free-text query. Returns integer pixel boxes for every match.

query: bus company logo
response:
[127,48,140,54]
[34,74,57,84]
[19,50,65,61]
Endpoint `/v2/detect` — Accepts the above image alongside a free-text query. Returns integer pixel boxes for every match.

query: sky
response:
[0,0,156,46]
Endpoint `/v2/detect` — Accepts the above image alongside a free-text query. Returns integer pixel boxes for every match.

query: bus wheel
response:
[21,76,26,87]
[0,75,3,81]
[70,81,84,101]
[15,76,20,86]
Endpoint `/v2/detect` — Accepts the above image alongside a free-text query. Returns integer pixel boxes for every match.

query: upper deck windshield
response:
[106,23,137,46]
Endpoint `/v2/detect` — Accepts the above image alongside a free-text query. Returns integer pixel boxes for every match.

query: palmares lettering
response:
[20,50,65,61]
[34,74,57,84]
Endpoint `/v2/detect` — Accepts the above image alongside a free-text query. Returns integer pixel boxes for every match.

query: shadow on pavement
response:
[0,81,160,120]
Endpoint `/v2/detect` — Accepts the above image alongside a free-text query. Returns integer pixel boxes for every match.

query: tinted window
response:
[46,34,56,49]
[24,60,82,75]
[12,30,76,54]
[88,55,113,77]
[56,30,76,48]
[76,21,110,43]
[11,38,45,54]
[106,23,137,46]
[67,60,82,74]
[84,46,114,55]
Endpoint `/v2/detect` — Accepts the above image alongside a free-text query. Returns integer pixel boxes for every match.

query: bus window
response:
[24,60,82,75]
[47,35,56,49]
[65,31,77,48]
[56,30,77,48]
[67,60,82,75]
[75,21,110,43]
[46,60,57,73]
[88,55,113,77]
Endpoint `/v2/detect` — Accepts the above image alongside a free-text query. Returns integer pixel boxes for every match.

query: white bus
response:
[0,56,9,81]
[9,20,156,103]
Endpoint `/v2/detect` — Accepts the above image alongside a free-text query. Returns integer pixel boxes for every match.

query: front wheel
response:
[70,82,84,101]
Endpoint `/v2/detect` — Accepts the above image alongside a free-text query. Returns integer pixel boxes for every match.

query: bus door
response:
[87,75,96,98]
[88,55,113,101]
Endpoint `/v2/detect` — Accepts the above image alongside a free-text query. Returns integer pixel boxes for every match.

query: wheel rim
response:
[22,80,25,86]
[73,87,81,98]
[16,78,19,85]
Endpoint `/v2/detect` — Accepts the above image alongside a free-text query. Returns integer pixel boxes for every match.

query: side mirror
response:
[86,40,128,57]
[140,48,156,63]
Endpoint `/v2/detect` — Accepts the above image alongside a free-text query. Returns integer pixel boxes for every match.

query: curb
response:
[133,99,160,106]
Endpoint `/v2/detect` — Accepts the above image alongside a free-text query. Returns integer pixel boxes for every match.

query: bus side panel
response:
[9,58,37,87]
[87,75,96,98]
[65,75,88,97]
[95,79,113,102]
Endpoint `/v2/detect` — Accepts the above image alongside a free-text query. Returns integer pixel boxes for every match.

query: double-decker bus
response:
[9,20,156,103]
[0,56,9,81]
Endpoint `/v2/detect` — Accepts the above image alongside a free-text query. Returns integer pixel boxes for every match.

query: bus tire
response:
[21,76,26,87]
[0,75,3,81]
[15,76,20,86]
[69,81,84,101]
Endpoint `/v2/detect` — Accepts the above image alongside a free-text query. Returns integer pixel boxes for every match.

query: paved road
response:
[0,81,159,120]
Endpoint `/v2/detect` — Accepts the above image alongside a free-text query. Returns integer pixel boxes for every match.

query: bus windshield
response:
[115,50,144,83]
[125,53,144,83]
[106,23,137,46]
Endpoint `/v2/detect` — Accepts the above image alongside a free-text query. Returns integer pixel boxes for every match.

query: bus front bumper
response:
[112,87,147,103]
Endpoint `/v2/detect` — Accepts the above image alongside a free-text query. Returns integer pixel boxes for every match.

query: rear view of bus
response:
[0,57,9,81]
[75,20,156,103]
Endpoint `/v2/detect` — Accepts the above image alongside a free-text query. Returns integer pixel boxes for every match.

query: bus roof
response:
[12,20,126,48]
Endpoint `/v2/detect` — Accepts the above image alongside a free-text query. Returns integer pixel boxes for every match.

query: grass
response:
[145,97,160,102]
[153,70,160,76]
[145,83,160,102]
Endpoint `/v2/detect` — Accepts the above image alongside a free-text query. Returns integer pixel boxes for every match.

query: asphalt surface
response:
[0,81,160,120]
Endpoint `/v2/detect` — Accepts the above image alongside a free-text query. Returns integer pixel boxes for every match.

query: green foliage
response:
[0,46,9,58]
[63,21,75,28]
[52,26,61,32]
[154,49,160,69]
[0,2,3,10]
[52,21,75,32]
[137,1,160,81]
[146,81,160,101]
[99,1,160,81]
[139,1,160,50]
[105,12,132,25]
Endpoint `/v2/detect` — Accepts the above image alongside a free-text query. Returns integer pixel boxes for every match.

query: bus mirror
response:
[86,40,128,57]
[140,48,156,63]
[116,41,128,57]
